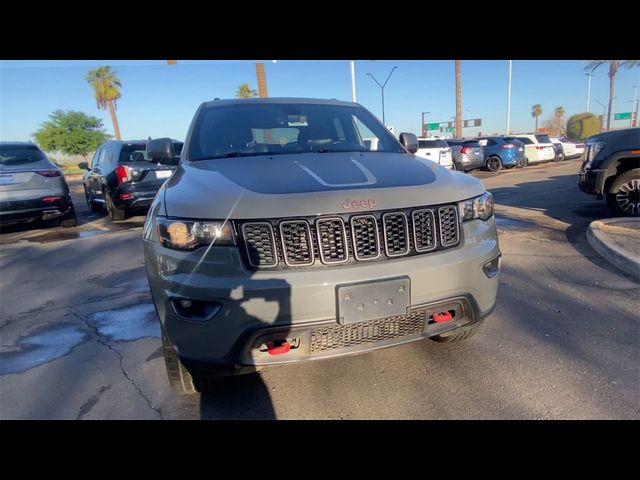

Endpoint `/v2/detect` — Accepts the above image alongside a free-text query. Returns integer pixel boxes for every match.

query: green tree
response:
[86,66,123,140]
[32,110,110,158]
[585,60,640,131]
[566,112,600,141]
[531,104,543,132]
[235,83,258,99]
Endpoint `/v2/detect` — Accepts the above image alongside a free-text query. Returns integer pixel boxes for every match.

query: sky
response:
[1,60,639,143]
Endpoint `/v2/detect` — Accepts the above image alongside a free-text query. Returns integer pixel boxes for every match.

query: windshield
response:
[0,145,48,166]
[188,103,403,161]
[535,134,552,143]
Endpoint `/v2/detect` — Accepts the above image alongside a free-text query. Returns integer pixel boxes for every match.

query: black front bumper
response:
[578,168,606,196]
[0,196,72,225]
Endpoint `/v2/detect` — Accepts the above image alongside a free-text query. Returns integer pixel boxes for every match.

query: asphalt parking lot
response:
[1,159,638,419]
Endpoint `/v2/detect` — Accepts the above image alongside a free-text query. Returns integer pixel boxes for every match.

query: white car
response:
[507,134,556,164]
[415,137,454,169]
[550,137,582,159]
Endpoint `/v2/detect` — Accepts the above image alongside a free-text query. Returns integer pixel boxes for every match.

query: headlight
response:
[157,217,235,250]
[583,141,605,169]
[459,192,494,221]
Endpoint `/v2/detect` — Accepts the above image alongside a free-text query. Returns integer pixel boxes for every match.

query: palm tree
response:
[554,106,565,118]
[531,104,543,132]
[86,66,122,140]
[235,83,258,99]
[585,60,640,131]
[455,60,462,138]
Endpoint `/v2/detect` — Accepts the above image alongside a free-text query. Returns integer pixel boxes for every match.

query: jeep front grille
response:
[310,311,425,352]
[241,222,277,268]
[316,218,348,264]
[238,203,460,269]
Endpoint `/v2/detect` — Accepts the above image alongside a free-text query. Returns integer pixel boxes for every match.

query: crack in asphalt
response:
[67,308,163,419]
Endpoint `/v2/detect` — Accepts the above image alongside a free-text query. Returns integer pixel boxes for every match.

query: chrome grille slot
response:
[316,217,348,264]
[241,222,277,268]
[412,209,437,252]
[279,220,314,266]
[438,206,460,247]
[350,214,380,260]
[382,212,409,257]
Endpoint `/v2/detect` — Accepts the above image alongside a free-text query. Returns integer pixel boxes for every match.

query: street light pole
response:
[350,61,357,103]
[595,99,607,131]
[421,111,430,137]
[585,71,594,112]
[631,85,638,127]
[506,60,512,135]
[367,66,398,126]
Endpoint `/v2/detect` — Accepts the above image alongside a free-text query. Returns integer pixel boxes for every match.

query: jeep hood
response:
[163,152,485,219]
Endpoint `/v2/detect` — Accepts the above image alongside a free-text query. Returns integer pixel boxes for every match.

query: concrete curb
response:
[587,219,640,281]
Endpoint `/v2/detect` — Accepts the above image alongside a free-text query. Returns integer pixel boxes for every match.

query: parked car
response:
[143,98,501,394]
[0,142,77,228]
[415,138,454,169]
[549,138,565,161]
[444,139,485,171]
[578,127,640,216]
[477,137,527,171]
[80,139,183,221]
[505,134,555,164]
[551,137,580,159]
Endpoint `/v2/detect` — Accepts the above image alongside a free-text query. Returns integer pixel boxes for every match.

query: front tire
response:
[606,169,640,217]
[430,323,479,343]
[105,191,126,221]
[162,332,199,395]
[486,156,502,172]
[84,185,103,213]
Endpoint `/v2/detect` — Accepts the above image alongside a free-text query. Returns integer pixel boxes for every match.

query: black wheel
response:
[554,151,564,162]
[105,190,126,221]
[430,323,480,343]
[451,161,458,171]
[522,157,529,168]
[60,203,77,228]
[486,156,502,172]
[606,169,640,217]
[162,331,199,395]
[84,185,103,213]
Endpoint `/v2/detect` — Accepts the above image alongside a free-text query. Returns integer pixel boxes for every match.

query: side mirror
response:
[78,162,89,170]
[399,132,418,154]
[147,137,175,161]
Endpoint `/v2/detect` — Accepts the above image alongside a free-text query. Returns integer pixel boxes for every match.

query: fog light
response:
[170,298,222,322]
[482,255,501,278]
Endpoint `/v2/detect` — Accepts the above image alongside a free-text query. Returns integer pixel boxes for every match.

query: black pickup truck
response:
[578,128,640,216]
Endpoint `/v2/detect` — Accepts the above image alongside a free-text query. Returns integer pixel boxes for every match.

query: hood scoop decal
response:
[294,157,377,188]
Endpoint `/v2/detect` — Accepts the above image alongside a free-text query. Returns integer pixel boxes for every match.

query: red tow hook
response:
[432,311,453,323]
[266,340,290,355]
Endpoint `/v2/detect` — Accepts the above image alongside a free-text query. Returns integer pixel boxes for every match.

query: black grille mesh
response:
[242,223,276,267]
[438,206,459,247]
[310,311,426,352]
[316,218,348,263]
[280,221,313,265]
[383,213,409,256]
[351,215,379,260]
[240,203,461,269]
[412,209,436,252]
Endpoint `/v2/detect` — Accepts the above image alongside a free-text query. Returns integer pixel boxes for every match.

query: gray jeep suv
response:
[143,98,501,394]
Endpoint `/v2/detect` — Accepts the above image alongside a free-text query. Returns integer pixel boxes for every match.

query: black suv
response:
[80,139,183,220]
[578,128,640,216]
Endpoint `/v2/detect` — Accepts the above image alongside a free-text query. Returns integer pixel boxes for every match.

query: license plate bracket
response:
[336,276,411,325]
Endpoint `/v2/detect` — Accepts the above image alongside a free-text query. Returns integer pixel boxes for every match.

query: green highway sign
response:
[427,122,440,130]
[614,112,631,120]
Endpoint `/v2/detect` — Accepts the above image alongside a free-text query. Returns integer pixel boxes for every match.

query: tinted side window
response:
[90,147,102,168]
[463,140,481,148]
[535,134,552,143]
[486,139,497,146]
[418,140,429,149]
[515,137,533,145]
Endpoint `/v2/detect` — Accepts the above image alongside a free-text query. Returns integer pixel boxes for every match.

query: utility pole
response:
[256,63,268,98]
[455,60,462,138]
[595,99,607,131]
[506,60,512,135]
[350,61,357,102]
[421,111,430,137]
[585,71,594,112]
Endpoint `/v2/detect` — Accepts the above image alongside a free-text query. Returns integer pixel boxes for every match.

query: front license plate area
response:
[156,170,172,179]
[336,276,410,325]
